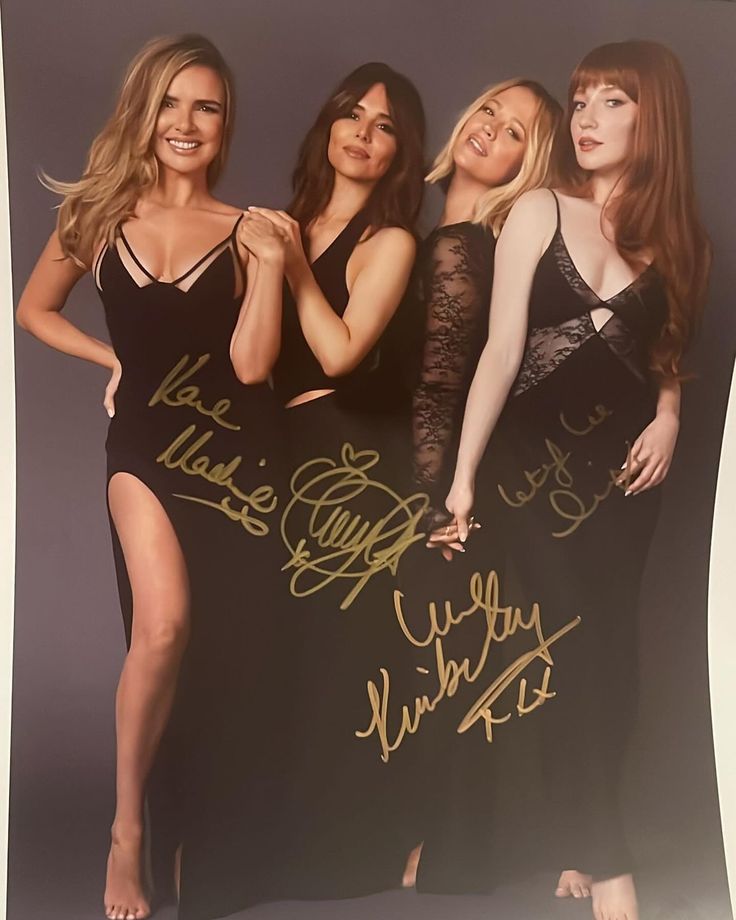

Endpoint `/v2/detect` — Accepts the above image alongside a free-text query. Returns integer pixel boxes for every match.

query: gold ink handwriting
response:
[457,617,580,737]
[280,443,429,610]
[549,442,635,538]
[148,354,241,431]
[156,424,277,534]
[497,439,574,508]
[559,403,613,437]
[356,569,580,761]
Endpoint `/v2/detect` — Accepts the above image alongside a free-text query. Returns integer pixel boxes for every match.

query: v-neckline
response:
[554,227,654,305]
[118,215,242,286]
[308,210,365,268]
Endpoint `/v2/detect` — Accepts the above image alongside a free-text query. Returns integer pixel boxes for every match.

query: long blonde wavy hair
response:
[45,34,235,268]
[426,78,562,237]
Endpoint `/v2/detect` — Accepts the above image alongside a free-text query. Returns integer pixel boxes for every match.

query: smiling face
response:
[327,82,399,184]
[153,64,226,175]
[451,85,539,188]
[570,82,639,177]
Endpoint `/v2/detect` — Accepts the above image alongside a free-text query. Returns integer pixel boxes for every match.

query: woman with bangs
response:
[427,41,710,920]
[16,34,283,920]
[178,63,428,916]
[229,60,425,414]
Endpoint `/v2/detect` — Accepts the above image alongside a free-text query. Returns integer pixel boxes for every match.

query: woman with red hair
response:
[421,41,710,920]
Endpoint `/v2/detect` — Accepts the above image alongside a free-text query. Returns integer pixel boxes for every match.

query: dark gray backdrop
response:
[4,1,734,918]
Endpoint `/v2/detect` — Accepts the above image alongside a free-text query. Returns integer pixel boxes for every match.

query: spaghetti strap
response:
[119,226,158,283]
[170,216,244,285]
[118,216,245,286]
[92,241,109,286]
[230,213,244,239]
[549,189,561,230]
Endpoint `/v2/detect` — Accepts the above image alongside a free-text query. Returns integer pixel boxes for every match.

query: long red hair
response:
[555,40,711,377]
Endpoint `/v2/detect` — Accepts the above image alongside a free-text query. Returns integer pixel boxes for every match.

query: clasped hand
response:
[424,483,481,562]
[237,206,306,275]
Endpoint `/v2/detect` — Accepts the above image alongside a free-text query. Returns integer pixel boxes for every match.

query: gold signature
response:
[496,404,638,537]
[559,403,612,437]
[156,423,277,536]
[497,438,573,508]
[149,353,241,431]
[280,443,429,610]
[355,569,581,762]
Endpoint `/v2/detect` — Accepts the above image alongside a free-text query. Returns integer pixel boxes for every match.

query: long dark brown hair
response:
[555,40,711,377]
[288,62,426,235]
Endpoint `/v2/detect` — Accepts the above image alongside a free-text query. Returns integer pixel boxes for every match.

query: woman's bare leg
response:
[104,473,190,920]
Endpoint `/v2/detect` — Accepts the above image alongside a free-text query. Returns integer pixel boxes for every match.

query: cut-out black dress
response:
[94,217,285,899]
[416,191,668,891]
[179,209,423,919]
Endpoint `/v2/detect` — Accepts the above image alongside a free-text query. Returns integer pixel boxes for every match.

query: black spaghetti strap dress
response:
[94,216,285,900]
[416,190,669,892]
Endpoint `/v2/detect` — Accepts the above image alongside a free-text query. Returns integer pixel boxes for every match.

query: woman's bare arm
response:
[229,213,286,384]
[246,207,416,378]
[446,190,556,538]
[624,376,681,494]
[16,231,116,369]
[287,226,416,377]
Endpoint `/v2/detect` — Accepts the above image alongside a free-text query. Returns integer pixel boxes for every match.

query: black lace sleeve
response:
[412,224,495,504]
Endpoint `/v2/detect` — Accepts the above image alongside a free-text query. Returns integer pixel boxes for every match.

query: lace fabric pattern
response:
[412,223,494,492]
[513,313,596,397]
[513,226,657,396]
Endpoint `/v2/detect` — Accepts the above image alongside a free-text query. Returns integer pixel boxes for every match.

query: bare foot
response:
[591,873,638,920]
[556,869,592,898]
[104,825,151,920]
[402,843,423,888]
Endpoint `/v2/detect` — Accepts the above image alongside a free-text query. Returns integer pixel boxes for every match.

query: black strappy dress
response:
[94,217,285,899]
[416,191,669,892]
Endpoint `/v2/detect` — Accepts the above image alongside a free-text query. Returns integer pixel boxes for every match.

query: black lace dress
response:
[412,221,495,512]
[401,219,513,871]
[416,192,669,892]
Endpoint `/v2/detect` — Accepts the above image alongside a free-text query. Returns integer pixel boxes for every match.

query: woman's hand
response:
[621,411,680,495]
[445,480,476,543]
[237,212,287,265]
[103,359,122,418]
[246,207,307,277]
[425,515,481,562]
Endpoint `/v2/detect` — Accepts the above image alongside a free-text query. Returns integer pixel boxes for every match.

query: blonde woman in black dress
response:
[17,35,283,920]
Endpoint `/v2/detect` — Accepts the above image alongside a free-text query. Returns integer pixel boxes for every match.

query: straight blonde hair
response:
[427,78,562,237]
[45,34,235,268]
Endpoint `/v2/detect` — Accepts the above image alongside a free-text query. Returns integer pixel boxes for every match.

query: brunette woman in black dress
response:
[433,41,710,920]
[178,63,426,915]
[17,35,282,920]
